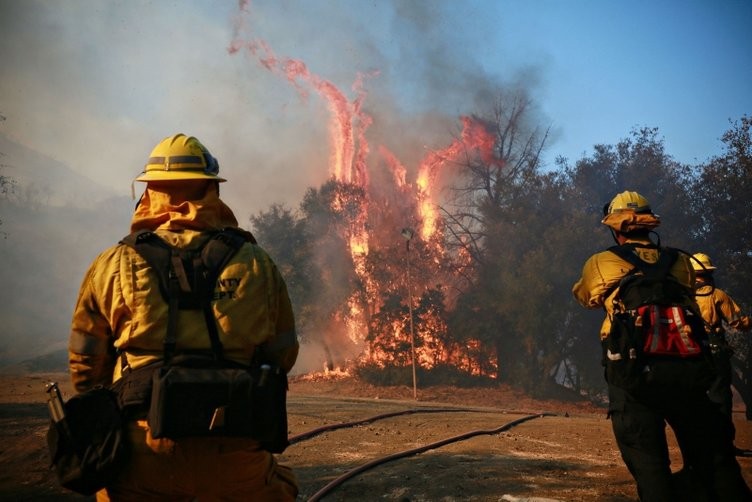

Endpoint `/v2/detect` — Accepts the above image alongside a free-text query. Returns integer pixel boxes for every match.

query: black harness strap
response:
[607,244,701,316]
[608,243,677,280]
[119,228,249,366]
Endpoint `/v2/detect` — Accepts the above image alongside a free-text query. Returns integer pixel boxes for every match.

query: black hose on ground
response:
[289,407,482,444]
[306,412,556,502]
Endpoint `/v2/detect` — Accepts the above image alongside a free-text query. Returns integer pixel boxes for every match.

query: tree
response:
[249,204,315,342]
[692,115,752,309]
[559,127,697,249]
[442,90,556,392]
[366,291,414,367]
[691,115,752,419]
[443,91,549,269]
[298,179,367,369]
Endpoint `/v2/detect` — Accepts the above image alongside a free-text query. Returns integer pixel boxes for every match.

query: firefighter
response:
[572,191,751,501]
[68,133,299,501]
[692,253,752,445]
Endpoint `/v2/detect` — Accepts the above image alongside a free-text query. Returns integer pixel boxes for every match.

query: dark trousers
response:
[608,360,751,502]
[708,343,737,441]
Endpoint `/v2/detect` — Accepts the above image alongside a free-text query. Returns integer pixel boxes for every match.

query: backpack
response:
[603,244,710,391]
[117,228,290,453]
[119,227,252,362]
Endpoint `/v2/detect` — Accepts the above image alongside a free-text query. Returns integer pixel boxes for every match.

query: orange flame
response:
[379,146,408,188]
[416,116,499,240]
[230,5,503,377]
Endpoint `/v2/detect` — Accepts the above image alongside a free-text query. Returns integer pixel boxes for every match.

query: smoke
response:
[0,1,546,216]
[0,0,549,367]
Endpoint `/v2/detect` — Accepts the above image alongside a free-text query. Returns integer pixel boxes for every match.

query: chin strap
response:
[608,227,619,245]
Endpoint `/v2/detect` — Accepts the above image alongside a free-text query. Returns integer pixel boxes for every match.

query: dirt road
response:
[2,371,752,501]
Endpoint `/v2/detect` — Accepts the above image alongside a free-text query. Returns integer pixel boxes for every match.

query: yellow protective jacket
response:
[572,238,696,340]
[69,183,299,392]
[695,282,751,335]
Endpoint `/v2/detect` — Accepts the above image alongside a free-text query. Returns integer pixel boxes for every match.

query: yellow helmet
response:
[691,252,716,272]
[601,190,660,233]
[135,133,226,182]
[604,191,652,215]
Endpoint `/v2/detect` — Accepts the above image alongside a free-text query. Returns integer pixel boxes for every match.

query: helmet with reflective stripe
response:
[601,190,661,233]
[691,252,716,272]
[136,133,226,182]
[604,191,652,215]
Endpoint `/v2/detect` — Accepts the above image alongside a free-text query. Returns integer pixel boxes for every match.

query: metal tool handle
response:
[45,382,66,423]
[258,364,272,387]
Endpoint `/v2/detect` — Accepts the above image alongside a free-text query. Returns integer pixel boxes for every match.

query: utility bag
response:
[46,385,128,495]
[604,244,710,391]
[148,355,289,452]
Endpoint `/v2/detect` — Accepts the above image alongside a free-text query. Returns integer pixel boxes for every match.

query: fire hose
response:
[289,407,482,444]
[304,412,555,502]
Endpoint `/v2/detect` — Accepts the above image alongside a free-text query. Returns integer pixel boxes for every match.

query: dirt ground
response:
[2,370,752,501]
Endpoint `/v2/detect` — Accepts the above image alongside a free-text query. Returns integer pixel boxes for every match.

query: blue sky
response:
[0,0,750,216]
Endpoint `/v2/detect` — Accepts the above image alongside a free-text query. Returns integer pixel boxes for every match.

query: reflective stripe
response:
[672,307,686,349]
[165,155,204,165]
[69,330,110,355]
[146,155,206,170]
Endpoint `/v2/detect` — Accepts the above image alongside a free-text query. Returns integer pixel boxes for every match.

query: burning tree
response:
[234,3,542,385]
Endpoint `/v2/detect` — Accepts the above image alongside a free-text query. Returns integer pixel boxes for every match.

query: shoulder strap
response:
[119,228,250,365]
[120,230,173,302]
[609,244,692,310]
[196,229,248,362]
[200,228,250,289]
[608,244,677,280]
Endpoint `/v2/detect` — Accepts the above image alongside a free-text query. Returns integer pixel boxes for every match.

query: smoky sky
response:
[1,0,750,369]
[1,0,750,219]
[0,0,548,221]
[0,0,547,369]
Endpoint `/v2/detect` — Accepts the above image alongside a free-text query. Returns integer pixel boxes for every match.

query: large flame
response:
[416,116,500,240]
[230,4,501,377]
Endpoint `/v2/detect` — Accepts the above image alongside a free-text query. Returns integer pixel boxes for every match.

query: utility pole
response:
[401,228,418,400]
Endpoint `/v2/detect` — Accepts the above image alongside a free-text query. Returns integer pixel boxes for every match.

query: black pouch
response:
[148,359,289,453]
[149,365,252,439]
[110,361,159,411]
[46,386,128,495]
[250,364,289,453]
[603,312,645,391]
[708,334,733,376]
[643,357,716,394]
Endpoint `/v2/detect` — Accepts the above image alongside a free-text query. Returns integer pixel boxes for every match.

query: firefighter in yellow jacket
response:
[693,253,751,442]
[68,133,299,501]
[573,191,750,501]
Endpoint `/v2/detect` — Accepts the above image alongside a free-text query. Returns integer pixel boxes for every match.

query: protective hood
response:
[601,211,661,233]
[130,182,238,233]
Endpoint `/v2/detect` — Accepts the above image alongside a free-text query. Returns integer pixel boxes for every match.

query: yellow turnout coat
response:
[67,182,299,501]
